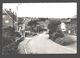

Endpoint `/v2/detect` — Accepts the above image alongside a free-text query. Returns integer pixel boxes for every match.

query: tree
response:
[48,19,64,40]
[27,20,39,32]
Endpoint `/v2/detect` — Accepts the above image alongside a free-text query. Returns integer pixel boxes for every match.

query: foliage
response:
[2,26,23,55]
[48,19,64,41]
[18,18,24,24]
[2,26,21,47]
[28,20,39,27]
[2,41,18,55]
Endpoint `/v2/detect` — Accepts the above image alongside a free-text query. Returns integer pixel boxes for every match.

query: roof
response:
[3,10,7,15]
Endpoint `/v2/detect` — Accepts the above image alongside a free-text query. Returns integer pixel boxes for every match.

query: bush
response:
[55,36,75,46]
[2,26,21,47]
[2,42,18,55]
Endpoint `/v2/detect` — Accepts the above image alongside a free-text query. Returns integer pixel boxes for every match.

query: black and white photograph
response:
[2,3,77,55]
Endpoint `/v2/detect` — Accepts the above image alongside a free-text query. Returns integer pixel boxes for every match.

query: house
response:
[60,15,77,35]
[2,9,17,31]
[2,10,13,28]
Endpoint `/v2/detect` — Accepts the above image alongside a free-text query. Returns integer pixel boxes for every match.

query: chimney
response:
[9,8,11,12]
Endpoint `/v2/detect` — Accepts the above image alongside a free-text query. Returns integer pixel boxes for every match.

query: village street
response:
[18,32,77,54]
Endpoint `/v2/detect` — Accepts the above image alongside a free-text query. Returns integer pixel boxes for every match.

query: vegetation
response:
[48,19,64,39]
[48,19,76,46]
[2,26,21,55]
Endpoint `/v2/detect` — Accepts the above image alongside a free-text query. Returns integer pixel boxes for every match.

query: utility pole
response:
[16,3,22,32]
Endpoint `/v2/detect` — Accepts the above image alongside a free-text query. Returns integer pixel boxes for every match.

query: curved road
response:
[18,32,77,54]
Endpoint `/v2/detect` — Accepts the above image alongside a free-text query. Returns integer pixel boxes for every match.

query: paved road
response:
[18,32,77,54]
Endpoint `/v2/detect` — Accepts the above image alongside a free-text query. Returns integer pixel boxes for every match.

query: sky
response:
[3,3,77,18]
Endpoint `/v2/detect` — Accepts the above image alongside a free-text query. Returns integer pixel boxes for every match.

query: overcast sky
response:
[3,3,77,18]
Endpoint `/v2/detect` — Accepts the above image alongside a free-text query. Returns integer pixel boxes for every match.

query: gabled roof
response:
[3,10,7,15]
